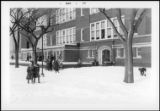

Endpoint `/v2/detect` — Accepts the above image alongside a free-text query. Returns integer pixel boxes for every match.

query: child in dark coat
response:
[26,61,34,83]
[53,60,60,73]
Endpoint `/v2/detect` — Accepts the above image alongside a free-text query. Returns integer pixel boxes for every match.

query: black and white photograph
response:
[1,1,159,110]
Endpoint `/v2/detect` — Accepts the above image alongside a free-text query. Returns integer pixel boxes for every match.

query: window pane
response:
[96,23,100,30]
[73,27,75,34]
[113,27,118,38]
[107,21,111,27]
[91,31,94,37]
[70,28,73,35]
[107,28,111,38]
[91,24,95,31]
[101,29,105,39]
[113,19,118,26]
[96,30,100,39]
[101,21,105,29]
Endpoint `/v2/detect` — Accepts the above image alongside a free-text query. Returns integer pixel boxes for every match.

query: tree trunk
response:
[15,46,19,68]
[32,46,37,65]
[123,37,134,83]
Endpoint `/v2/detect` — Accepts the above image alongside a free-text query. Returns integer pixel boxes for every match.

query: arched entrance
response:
[98,46,112,65]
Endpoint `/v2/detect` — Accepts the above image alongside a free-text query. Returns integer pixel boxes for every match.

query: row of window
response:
[55,8,76,24]
[90,8,99,14]
[20,46,142,63]
[56,27,76,45]
[47,17,125,46]
[90,17,124,41]
[50,8,109,25]
[44,50,63,61]
[87,47,141,59]
[46,17,124,47]
[116,47,141,59]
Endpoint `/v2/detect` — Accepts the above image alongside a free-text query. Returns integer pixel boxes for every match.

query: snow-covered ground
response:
[4,65,159,110]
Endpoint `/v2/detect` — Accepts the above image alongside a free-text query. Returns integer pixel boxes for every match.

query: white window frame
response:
[101,20,106,39]
[90,23,95,41]
[73,27,76,42]
[133,47,142,59]
[111,17,119,39]
[56,27,76,45]
[96,22,100,40]
[106,20,113,39]
[90,16,125,41]
[56,8,76,24]
[116,47,125,59]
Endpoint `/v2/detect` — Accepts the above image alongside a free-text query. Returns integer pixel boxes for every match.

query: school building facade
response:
[19,8,151,67]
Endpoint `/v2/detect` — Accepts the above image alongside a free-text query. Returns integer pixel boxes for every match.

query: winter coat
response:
[33,64,40,78]
[53,60,59,71]
[26,66,34,80]
[26,65,40,79]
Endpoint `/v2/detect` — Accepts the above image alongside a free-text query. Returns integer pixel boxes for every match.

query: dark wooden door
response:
[102,49,110,65]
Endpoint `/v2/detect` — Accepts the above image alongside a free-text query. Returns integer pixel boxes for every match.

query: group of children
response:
[45,55,61,73]
[26,55,62,83]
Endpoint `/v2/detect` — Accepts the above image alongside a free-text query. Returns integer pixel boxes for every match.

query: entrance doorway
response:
[98,46,112,65]
[102,49,110,65]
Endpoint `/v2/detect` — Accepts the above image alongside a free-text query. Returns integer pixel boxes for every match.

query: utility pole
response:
[41,26,45,77]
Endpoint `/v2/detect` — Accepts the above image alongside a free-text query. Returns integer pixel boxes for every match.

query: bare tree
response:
[16,8,58,64]
[10,8,28,68]
[99,8,148,83]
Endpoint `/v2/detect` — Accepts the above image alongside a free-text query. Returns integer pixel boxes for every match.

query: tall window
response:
[47,35,52,46]
[101,21,105,39]
[133,47,142,58]
[73,27,76,42]
[66,29,69,43]
[56,27,76,45]
[106,21,112,38]
[116,48,125,58]
[112,18,119,38]
[91,24,95,40]
[70,28,73,43]
[96,23,100,39]
[56,8,76,24]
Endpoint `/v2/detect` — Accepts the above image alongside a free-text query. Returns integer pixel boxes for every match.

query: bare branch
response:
[99,8,125,42]
[19,31,34,46]
[116,8,128,37]
[134,9,147,30]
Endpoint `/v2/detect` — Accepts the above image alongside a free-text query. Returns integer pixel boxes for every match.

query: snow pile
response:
[4,65,159,110]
